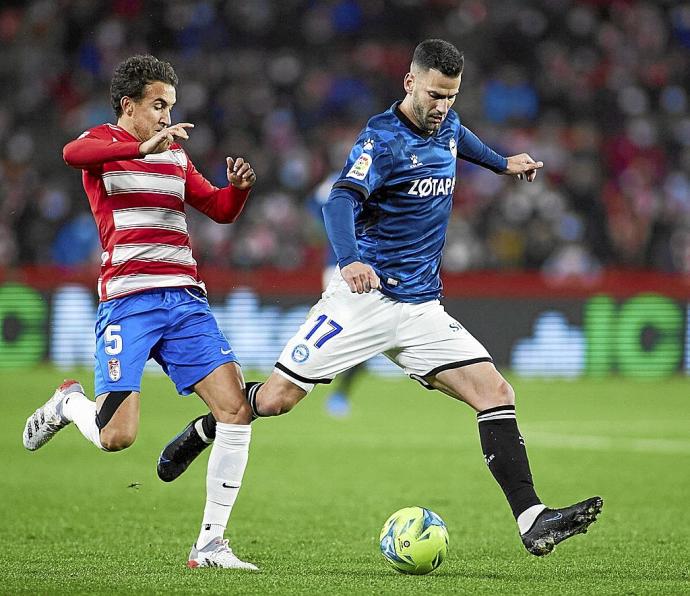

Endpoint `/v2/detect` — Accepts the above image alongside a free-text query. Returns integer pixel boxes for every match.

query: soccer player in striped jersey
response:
[22,55,259,570]
[160,40,603,557]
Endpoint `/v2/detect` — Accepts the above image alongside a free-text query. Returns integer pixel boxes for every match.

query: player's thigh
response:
[155,288,240,397]
[94,293,167,398]
[276,273,398,392]
[390,301,505,409]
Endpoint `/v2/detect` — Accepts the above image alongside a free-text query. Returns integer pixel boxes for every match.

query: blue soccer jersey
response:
[327,102,507,303]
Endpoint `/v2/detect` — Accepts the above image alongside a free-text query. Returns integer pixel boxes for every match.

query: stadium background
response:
[2,2,690,594]
[1,0,689,377]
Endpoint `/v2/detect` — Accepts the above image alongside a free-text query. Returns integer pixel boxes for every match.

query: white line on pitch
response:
[524,432,690,455]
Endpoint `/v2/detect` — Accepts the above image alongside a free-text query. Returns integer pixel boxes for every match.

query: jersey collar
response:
[393,101,434,138]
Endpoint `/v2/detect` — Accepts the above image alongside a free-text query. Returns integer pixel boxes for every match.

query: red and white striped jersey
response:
[63,123,251,301]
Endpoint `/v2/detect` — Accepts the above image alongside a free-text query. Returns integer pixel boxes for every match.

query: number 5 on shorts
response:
[104,324,123,355]
[304,314,343,348]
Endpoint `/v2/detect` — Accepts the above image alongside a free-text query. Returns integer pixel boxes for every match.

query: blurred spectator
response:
[1,0,688,276]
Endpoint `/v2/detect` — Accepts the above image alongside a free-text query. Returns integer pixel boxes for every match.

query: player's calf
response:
[248,376,307,417]
[157,377,308,482]
[157,379,302,482]
[251,386,295,416]
[157,383,261,482]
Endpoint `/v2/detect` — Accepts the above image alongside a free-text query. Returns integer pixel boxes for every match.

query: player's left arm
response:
[456,124,543,181]
[501,153,544,182]
[184,156,256,223]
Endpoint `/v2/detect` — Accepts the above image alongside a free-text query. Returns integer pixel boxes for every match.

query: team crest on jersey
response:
[409,154,423,168]
[449,138,457,158]
[362,138,375,151]
[346,153,372,180]
[108,358,121,381]
[291,344,310,364]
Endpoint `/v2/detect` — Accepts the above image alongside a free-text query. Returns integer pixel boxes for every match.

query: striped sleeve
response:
[63,126,141,170]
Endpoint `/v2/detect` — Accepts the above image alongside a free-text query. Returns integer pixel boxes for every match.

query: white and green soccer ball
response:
[379,506,449,575]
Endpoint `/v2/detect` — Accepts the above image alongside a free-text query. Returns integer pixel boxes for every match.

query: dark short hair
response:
[412,39,464,77]
[110,55,178,117]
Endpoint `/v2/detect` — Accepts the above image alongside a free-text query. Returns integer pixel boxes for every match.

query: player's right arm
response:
[322,188,380,294]
[63,127,139,170]
[341,260,381,294]
[62,123,193,169]
[323,130,392,294]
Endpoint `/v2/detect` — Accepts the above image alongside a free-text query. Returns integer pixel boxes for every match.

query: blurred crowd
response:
[1,0,689,276]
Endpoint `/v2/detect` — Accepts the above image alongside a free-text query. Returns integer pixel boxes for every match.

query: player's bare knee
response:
[254,378,305,417]
[273,397,297,416]
[257,391,298,417]
[471,377,515,409]
[213,400,254,424]
[94,391,138,450]
[99,426,136,451]
[256,396,286,417]
[493,378,515,406]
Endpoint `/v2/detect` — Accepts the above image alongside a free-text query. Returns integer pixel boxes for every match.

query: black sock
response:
[200,412,216,439]
[477,405,541,519]
[245,382,264,419]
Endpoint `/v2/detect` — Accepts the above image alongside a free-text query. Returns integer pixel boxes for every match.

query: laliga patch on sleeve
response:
[346,153,372,180]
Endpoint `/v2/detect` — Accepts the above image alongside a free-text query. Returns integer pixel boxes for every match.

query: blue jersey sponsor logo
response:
[407,176,455,197]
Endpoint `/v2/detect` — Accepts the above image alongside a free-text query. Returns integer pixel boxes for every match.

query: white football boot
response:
[23,379,84,451]
[187,537,258,570]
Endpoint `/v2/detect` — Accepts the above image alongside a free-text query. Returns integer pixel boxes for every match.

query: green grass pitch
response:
[3,367,689,594]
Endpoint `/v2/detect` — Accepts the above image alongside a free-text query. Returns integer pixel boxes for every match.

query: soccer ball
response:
[379,506,449,575]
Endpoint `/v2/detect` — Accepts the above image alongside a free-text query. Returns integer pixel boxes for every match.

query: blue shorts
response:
[94,287,238,396]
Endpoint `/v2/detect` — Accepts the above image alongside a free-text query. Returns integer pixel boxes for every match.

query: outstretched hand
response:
[503,153,544,182]
[227,157,257,190]
[341,261,380,294]
[139,123,194,155]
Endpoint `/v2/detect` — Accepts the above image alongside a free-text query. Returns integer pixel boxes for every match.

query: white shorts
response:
[275,269,492,392]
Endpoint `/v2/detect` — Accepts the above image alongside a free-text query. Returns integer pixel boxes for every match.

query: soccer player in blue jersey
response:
[159,39,603,556]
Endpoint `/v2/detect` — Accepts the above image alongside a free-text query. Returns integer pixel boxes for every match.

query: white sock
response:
[62,392,103,450]
[196,422,251,549]
[518,504,547,534]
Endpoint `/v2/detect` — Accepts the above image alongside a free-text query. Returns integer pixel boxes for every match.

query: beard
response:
[412,101,442,133]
